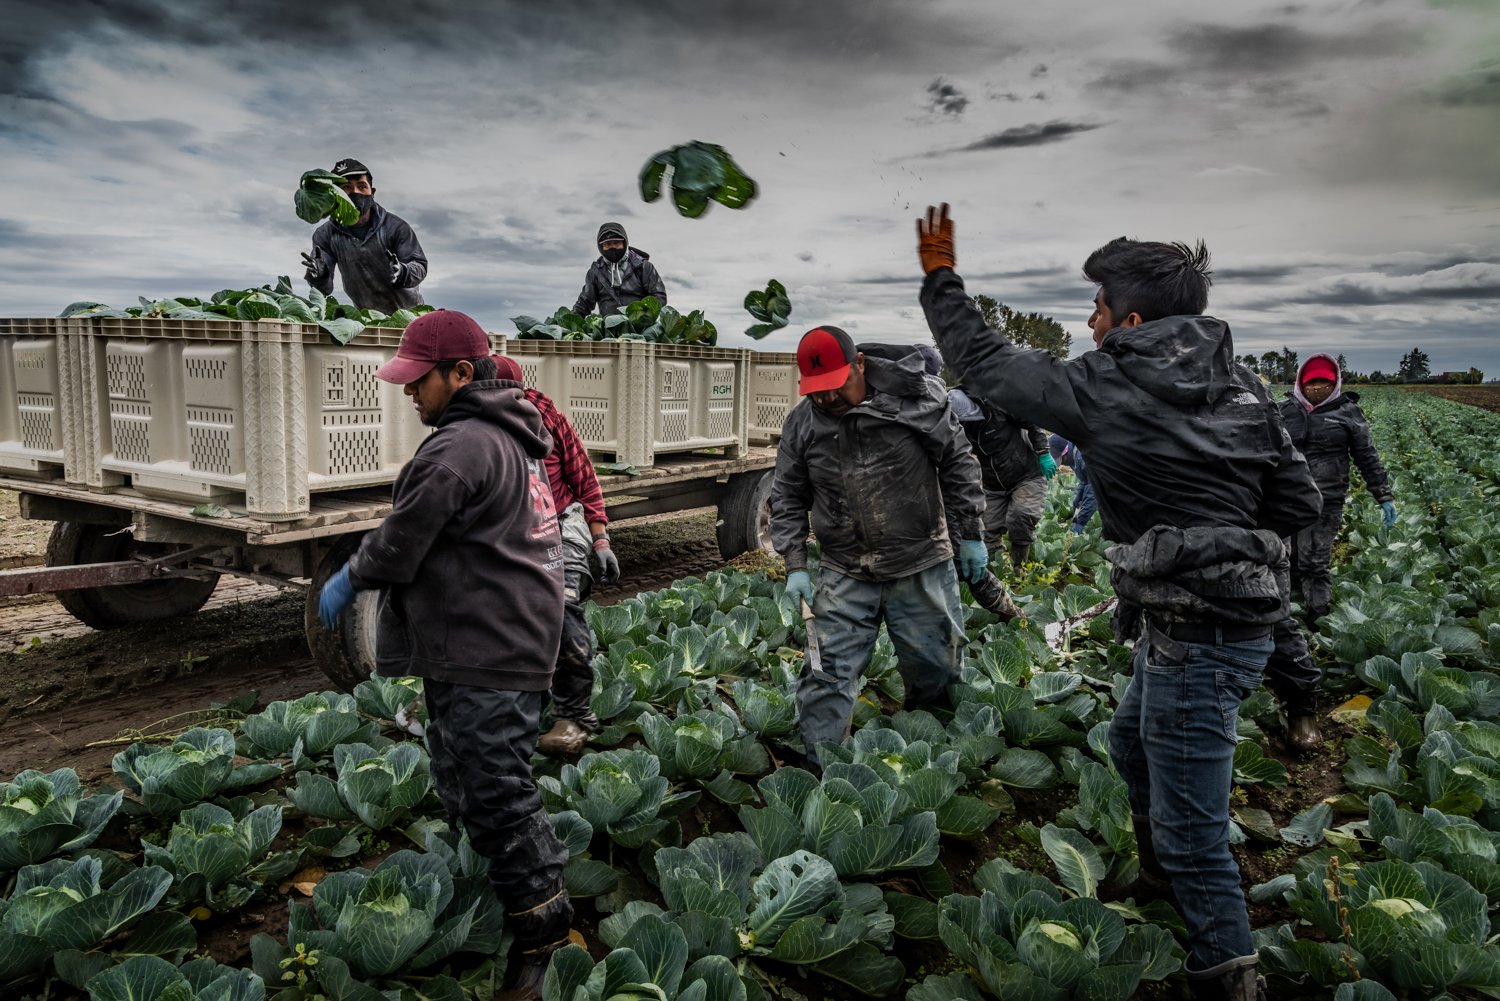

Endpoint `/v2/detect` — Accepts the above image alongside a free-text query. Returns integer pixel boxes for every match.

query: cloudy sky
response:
[2,0,1497,376]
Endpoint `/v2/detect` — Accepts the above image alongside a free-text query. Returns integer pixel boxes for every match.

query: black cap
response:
[332,158,371,182]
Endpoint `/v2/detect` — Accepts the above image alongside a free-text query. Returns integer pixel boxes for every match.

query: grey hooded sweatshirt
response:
[1278,353,1392,507]
[348,380,564,690]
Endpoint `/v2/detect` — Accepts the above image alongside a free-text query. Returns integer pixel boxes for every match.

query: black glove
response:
[593,538,620,585]
[388,251,403,285]
[301,251,328,282]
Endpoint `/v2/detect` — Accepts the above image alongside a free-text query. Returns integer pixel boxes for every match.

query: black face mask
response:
[601,247,626,263]
[350,192,375,214]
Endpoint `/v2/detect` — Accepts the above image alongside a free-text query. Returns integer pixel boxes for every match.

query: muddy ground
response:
[0,504,725,782]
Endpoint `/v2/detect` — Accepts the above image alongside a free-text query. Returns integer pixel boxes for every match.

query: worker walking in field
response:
[917,204,1319,1001]
[1048,434,1098,534]
[492,354,621,758]
[572,222,668,317]
[771,326,987,769]
[316,310,570,1001]
[301,157,428,314]
[946,384,1056,571]
[1279,355,1396,627]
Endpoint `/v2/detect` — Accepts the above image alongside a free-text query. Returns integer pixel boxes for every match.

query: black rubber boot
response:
[1188,954,1266,1001]
[1009,543,1031,573]
[499,889,574,1001]
[1286,712,1322,753]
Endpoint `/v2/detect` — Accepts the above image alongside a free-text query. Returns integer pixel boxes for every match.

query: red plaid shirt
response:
[525,388,607,525]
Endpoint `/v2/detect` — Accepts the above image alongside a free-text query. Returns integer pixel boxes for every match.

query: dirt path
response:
[0,512,728,783]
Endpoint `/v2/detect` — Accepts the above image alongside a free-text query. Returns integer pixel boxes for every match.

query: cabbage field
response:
[3,389,1499,1001]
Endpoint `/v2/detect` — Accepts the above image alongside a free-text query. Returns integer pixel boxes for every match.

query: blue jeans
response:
[798,561,966,766]
[1108,625,1273,971]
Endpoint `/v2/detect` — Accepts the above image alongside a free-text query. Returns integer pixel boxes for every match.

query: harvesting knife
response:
[800,599,834,682]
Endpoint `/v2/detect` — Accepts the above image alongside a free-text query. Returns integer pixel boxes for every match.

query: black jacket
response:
[572,249,667,317]
[921,267,1321,623]
[1278,360,1392,506]
[950,389,1046,492]
[771,350,984,581]
[348,381,564,690]
[309,204,427,315]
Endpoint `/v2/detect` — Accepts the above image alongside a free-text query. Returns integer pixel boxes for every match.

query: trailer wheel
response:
[46,521,220,630]
[715,469,776,560]
[305,534,381,692]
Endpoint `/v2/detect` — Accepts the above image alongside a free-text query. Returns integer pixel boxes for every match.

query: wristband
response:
[592,535,611,551]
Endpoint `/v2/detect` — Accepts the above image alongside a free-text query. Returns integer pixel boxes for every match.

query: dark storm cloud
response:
[1236,262,1500,309]
[1432,61,1500,107]
[926,78,969,116]
[1089,19,1414,95]
[923,120,1102,157]
[2,0,996,106]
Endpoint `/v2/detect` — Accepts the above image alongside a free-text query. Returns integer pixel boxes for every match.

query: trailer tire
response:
[305,534,381,692]
[715,469,776,560]
[46,521,220,629]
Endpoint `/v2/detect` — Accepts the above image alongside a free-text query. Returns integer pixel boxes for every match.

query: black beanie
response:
[597,222,628,247]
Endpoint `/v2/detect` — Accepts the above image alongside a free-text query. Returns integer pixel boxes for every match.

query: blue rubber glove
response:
[1039,453,1058,480]
[318,565,357,630]
[958,540,989,583]
[785,570,814,609]
[1381,501,1398,527]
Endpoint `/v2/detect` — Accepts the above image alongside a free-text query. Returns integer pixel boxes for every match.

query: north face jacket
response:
[572,249,667,317]
[1278,353,1393,506]
[348,381,564,690]
[921,267,1321,623]
[770,349,984,581]
[949,389,1047,492]
[309,203,427,315]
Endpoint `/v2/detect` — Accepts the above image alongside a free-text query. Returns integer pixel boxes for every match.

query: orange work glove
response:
[917,202,956,273]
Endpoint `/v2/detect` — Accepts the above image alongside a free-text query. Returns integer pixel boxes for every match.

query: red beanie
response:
[1301,357,1338,385]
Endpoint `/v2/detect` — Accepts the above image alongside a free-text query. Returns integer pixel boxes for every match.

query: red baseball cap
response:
[797,326,857,395]
[1300,357,1339,385]
[490,353,524,384]
[375,309,491,384]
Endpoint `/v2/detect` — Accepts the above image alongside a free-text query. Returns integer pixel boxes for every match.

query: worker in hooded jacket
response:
[572,222,667,318]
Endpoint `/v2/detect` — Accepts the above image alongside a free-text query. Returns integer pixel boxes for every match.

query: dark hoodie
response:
[921,267,1321,623]
[770,346,984,581]
[572,222,668,317]
[1278,353,1392,506]
[348,381,564,690]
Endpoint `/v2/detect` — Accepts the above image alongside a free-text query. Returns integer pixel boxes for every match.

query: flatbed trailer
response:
[0,446,778,689]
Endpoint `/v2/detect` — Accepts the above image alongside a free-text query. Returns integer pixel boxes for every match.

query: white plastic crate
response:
[0,318,68,479]
[495,338,755,469]
[0,316,427,520]
[749,351,799,444]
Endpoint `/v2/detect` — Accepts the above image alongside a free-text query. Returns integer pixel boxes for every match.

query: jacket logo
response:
[1231,392,1260,406]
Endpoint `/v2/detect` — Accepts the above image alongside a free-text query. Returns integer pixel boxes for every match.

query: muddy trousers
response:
[798,561,966,767]
[425,681,572,945]
[983,477,1047,566]
[550,504,598,729]
[1265,554,1320,714]
[1109,626,1273,973]
[1291,500,1344,620]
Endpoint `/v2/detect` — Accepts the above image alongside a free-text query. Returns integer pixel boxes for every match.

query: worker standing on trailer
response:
[301,157,428,314]
[492,354,621,758]
[770,325,987,769]
[917,204,1319,1001]
[572,222,668,317]
[316,310,570,1001]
